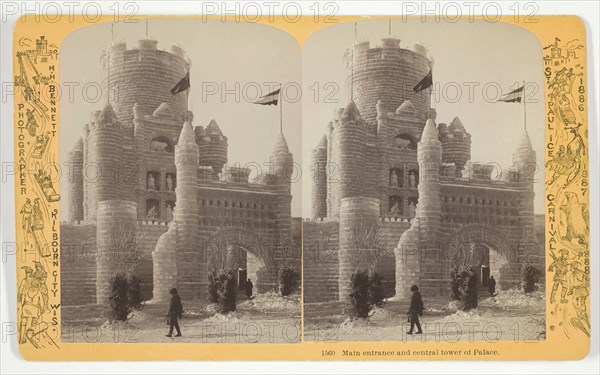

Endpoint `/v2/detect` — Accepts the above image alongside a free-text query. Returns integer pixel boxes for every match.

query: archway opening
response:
[468,243,509,292]
[206,229,270,297]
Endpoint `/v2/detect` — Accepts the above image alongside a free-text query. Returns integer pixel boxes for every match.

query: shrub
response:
[208,271,219,304]
[449,268,461,301]
[448,267,478,310]
[346,269,371,319]
[457,267,478,311]
[208,269,237,313]
[127,274,142,309]
[522,264,541,294]
[106,271,142,322]
[368,271,385,308]
[278,265,300,296]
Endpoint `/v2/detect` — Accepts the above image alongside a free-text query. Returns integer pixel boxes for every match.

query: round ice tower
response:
[394,119,442,299]
[103,40,189,127]
[347,38,432,133]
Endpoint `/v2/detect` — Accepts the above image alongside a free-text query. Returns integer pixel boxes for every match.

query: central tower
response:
[348,38,432,133]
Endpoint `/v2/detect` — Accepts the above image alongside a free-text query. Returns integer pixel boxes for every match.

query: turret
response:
[347,38,432,133]
[416,119,442,236]
[439,116,471,174]
[394,119,443,299]
[311,135,328,219]
[511,128,537,260]
[86,102,124,221]
[329,101,367,218]
[103,40,189,127]
[153,121,205,302]
[197,119,228,179]
[269,133,294,186]
[512,128,536,185]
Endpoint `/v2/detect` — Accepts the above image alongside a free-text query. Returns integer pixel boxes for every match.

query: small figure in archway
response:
[166,288,183,338]
[488,275,497,297]
[406,285,424,335]
[245,278,254,300]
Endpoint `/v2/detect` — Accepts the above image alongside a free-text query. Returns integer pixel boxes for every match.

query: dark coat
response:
[488,278,497,293]
[408,291,424,315]
[169,295,183,318]
[245,281,254,296]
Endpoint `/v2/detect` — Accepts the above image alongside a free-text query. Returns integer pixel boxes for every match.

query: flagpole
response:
[279,83,283,134]
[351,22,357,102]
[523,81,527,132]
[108,23,113,104]
[430,62,435,114]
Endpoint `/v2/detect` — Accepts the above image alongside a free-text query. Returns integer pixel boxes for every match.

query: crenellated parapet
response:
[196,119,228,178]
[347,38,433,133]
[439,116,471,174]
[102,40,189,127]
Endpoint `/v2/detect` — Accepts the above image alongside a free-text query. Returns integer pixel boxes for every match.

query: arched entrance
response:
[205,227,275,294]
[442,224,518,291]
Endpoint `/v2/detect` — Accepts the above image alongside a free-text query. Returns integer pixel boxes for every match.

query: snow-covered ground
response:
[304,290,546,343]
[62,292,301,343]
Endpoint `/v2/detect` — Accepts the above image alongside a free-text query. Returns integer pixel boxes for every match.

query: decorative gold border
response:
[12,15,589,360]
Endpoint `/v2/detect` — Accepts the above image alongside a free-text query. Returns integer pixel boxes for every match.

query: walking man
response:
[407,285,424,335]
[166,288,183,338]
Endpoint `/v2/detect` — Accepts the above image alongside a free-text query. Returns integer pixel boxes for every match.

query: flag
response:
[498,85,524,103]
[413,69,433,93]
[253,88,280,105]
[170,72,190,95]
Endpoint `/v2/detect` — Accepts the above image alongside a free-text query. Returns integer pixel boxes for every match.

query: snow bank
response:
[339,317,373,330]
[203,311,241,324]
[479,289,545,310]
[369,307,396,320]
[239,292,300,311]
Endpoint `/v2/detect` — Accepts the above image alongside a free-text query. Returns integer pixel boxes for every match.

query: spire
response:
[152,102,173,118]
[317,134,327,149]
[449,116,465,131]
[206,119,222,135]
[272,133,290,154]
[516,128,533,150]
[341,101,361,122]
[396,100,415,115]
[97,102,118,125]
[421,119,439,142]
[178,121,196,145]
[73,137,84,151]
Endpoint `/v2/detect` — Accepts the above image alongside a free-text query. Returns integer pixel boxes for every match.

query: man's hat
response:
[410,285,419,292]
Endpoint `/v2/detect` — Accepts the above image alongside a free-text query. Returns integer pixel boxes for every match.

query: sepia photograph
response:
[302,18,550,342]
[5,1,594,366]
[57,19,302,343]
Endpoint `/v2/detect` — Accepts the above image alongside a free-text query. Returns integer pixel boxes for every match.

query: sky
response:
[302,18,546,216]
[59,19,302,216]
[60,18,545,218]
